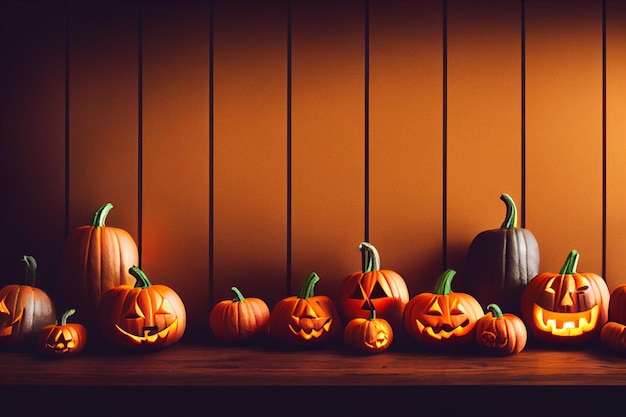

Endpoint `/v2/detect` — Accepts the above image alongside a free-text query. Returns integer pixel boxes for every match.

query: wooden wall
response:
[1,0,625,337]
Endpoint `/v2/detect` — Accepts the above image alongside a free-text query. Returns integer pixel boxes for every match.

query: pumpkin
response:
[343,307,393,354]
[60,202,139,330]
[521,250,609,345]
[269,272,341,347]
[475,303,527,355]
[608,284,626,324]
[209,286,270,343]
[600,321,626,354]
[37,308,87,358]
[403,268,484,349]
[340,242,409,329]
[0,256,57,347]
[459,194,540,317]
[98,266,186,351]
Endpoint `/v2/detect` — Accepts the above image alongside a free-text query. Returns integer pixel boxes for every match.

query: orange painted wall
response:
[1,0,624,338]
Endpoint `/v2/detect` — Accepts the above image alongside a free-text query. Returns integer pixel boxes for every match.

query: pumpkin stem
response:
[434,269,456,295]
[499,194,518,229]
[231,286,245,303]
[22,255,37,287]
[129,265,153,288]
[299,272,320,299]
[92,202,114,227]
[368,308,377,321]
[559,250,579,275]
[61,308,77,325]
[486,303,504,318]
[359,242,381,273]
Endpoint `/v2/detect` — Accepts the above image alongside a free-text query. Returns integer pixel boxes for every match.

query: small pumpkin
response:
[344,307,393,354]
[60,202,139,330]
[403,268,484,349]
[340,242,409,329]
[209,286,270,343]
[600,321,626,354]
[608,284,626,325]
[270,272,341,347]
[475,303,527,355]
[98,266,186,351]
[38,308,87,358]
[459,194,540,317]
[521,250,609,345]
[0,256,57,347]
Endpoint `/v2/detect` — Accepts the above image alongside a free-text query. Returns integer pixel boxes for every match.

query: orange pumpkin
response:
[0,256,56,347]
[270,272,341,347]
[60,202,139,330]
[600,321,626,354]
[340,242,409,329]
[403,269,484,349]
[475,303,527,355]
[608,284,626,324]
[98,266,186,351]
[209,286,270,343]
[38,308,87,358]
[521,250,609,345]
[343,308,393,354]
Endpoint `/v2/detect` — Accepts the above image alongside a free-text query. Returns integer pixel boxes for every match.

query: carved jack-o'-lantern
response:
[475,303,527,355]
[403,269,484,349]
[270,272,341,347]
[340,242,409,329]
[521,250,609,345]
[98,266,186,351]
[38,308,87,358]
[344,307,393,354]
[0,256,56,347]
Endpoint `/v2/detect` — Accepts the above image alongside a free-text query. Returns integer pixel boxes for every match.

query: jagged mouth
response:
[415,319,471,340]
[289,317,332,340]
[532,305,599,336]
[115,318,178,344]
[0,308,24,337]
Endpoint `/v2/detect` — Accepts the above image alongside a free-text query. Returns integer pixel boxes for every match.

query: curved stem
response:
[499,194,518,229]
[231,286,245,303]
[299,272,320,299]
[129,265,153,288]
[92,202,114,227]
[61,308,76,325]
[434,269,456,295]
[22,255,37,287]
[359,242,381,273]
[559,250,579,274]
[486,303,504,318]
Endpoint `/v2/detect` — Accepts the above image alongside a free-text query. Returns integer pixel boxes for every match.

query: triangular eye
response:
[124,303,144,320]
[348,284,365,300]
[155,298,173,315]
[369,281,389,299]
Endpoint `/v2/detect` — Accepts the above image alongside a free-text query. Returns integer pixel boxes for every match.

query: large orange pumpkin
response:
[270,272,341,347]
[340,242,409,329]
[0,256,57,347]
[60,202,139,330]
[403,269,484,349]
[209,286,270,343]
[98,266,186,351]
[521,250,609,345]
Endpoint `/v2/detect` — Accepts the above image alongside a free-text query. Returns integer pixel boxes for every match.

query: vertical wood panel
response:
[0,2,66,297]
[525,0,603,275]
[212,0,288,310]
[447,0,523,275]
[605,0,626,290]
[142,2,210,336]
[67,2,139,240]
[368,0,444,295]
[291,0,365,305]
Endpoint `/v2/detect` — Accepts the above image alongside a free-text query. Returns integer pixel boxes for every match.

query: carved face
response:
[38,311,87,358]
[288,298,334,340]
[0,293,24,337]
[0,284,56,345]
[344,310,394,353]
[480,319,509,348]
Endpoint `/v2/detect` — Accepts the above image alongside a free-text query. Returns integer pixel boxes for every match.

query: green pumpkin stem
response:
[61,308,77,325]
[434,269,457,295]
[499,194,518,229]
[486,303,504,318]
[359,242,381,273]
[299,272,320,299]
[92,202,114,227]
[129,266,153,288]
[231,286,245,302]
[559,250,579,274]
[22,255,37,287]
[368,308,377,321]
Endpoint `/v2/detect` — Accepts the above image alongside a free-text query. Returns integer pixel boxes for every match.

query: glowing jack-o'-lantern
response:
[475,303,527,355]
[0,256,56,347]
[270,272,341,347]
[344,307,393,354]
[340,242,409,329]
[403,269,484,349]
[98,266,186,351]
[521,250,609,345]
[38,308,87,358]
